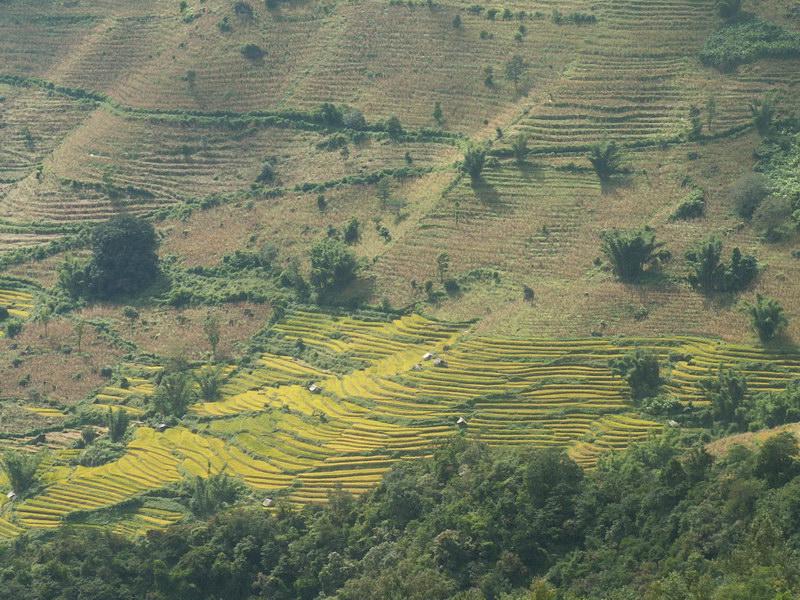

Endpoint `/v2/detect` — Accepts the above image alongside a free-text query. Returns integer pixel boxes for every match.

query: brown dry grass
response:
[706,423,800,457]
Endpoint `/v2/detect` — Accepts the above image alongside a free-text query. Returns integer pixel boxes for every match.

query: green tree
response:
[343,218,360,244]
[106,408,130,443]
[1,450,41,495]
[686,237,758,294]
[188,472,242,517]
[504,55,529,91]
[688,105,703,140]
[32,298,53,338]
[700,368,748,428]
[433,101,444,125]
[484,65,494,87]
[195,365,224,402]
[452,14,462,28]
[716,0,742,20]
[436,252,450,283]
[600,227,669,282]
[461,144,486,182]
[731,173,770,219]
[78,215,160,300]
[750,97,775,135]
[706,96,717,131]
[747,294,788,342]
[755,432,799,487]
[309,238,359,296]
[511,133,528,164]
[588,140,626,181]
[610,349,662,400]
[376,177,391,209]
[386,115,403,139]
[203,313,221,360]
[122,306,139,337]
[153,372,196,417]
[73,320,85,353]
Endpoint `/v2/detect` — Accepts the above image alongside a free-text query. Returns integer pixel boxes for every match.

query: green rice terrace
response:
[1,0,800,595]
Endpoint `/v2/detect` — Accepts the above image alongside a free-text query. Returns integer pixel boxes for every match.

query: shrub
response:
[670,188,705,220]
[4,318,22,338]
[750,97,775,135]
[385,116,404,139]
[443,278,460,295]
[317,102,343,127]
[588,141,626,181]
[153,372,197,417]
[256,161,275,183]
[188,472,242,517]
[610,349,662,401]
[0,306,9,321]
[747,294,788,341]
[433,102,444,125]
[452,14,462,28]
[752,195,794,241]
[731,173,770,219]
[715,0,741,20]
[600,227,669,282]
[240,43,264,60]
[309,238,359,295]
[461,145,486,182]
[700,18,800,70]
[504,55,529,90]
[342,108,366,130]
[2,450,41,495]
[343,218,361,244]
[686,237,758,293]
[234,1,254,18]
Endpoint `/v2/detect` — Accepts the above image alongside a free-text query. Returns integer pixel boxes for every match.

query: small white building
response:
[308,383,322,394]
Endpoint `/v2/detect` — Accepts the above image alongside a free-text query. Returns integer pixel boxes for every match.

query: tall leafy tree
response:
[600,227,669,282]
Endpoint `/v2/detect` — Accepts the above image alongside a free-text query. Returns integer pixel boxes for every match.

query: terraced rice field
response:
[5,310,798,540]
[0,284,33,320]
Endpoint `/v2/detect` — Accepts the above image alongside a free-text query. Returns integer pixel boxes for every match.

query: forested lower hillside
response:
[1,0,800,597]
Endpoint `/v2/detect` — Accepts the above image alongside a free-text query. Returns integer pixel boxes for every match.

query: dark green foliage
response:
[0,306,8,321]
[610,348,662,400]
[188,472,242,517]
[385,115,404,138]
[60,215,159,300]
[755,432,800,487]
[317,102,343,127]
[106,408,130,443]
[4,318,22,338]
[551,9,596,24]
[715,0,741,20]
[700,18,800,70]
[309,238,359,295]
[433,101,444,125]
[153,372,197,417]
[688,105,703,139]
[511,133,528,164]
[747,381,800,429]
[600,227,669,282]
[78,438,125,467]
[504,55,529,89]
[731,172,770,219]
[240,43,264,60]
[7,434,800,599]
[750,97,775,134]
[685,237,758,293]
[255,160,275,183]
[670,187,705,220]
[588,140,625,181]
[700,368,749,428]
[343,217,360,244]
[747,294,788,341]
[195,365,224,401]
[1,450,41,495]
[461,144,486,181]
[452,14,461,28]
[753,195,795,241]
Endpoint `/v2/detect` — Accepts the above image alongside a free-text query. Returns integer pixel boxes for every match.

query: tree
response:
[600,227,669,282]
[686,237,758,294]
[610,349,662,401]
[461,144,486,182]
[153,372,196,417]
[386,115,403,139]
[106,408,130,442]
[309,238,359,296]
[452,14,461,28]
[504,55,529,91]
[688,105,703,140]
[376,177,391,209]
[195,365,224,401]
[755,432,799,487]
[731,173,770,219]
[122,306,139,337]
[32,298,53,338]
[436,253,450,283]
[203,313,221,360]
[706,96,717,132]
[1,450,41,495]
[750,98,774,135]
[588,140,626,181]
[511,133,528,164]
[189,472,242,517]
[74,320,85,353]
[433,101,444,126]
[700,368,748,428]
[747,294,788,342]
[343,218,360,244]
[78,215,159,300]
[716,0,742,20]
[484,65,494,87]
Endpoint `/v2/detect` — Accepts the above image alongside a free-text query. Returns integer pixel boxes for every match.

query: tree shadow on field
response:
[470,178,504,211]
[517,161,547,186]
[600,173,634,195]
[319,275,376,309]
